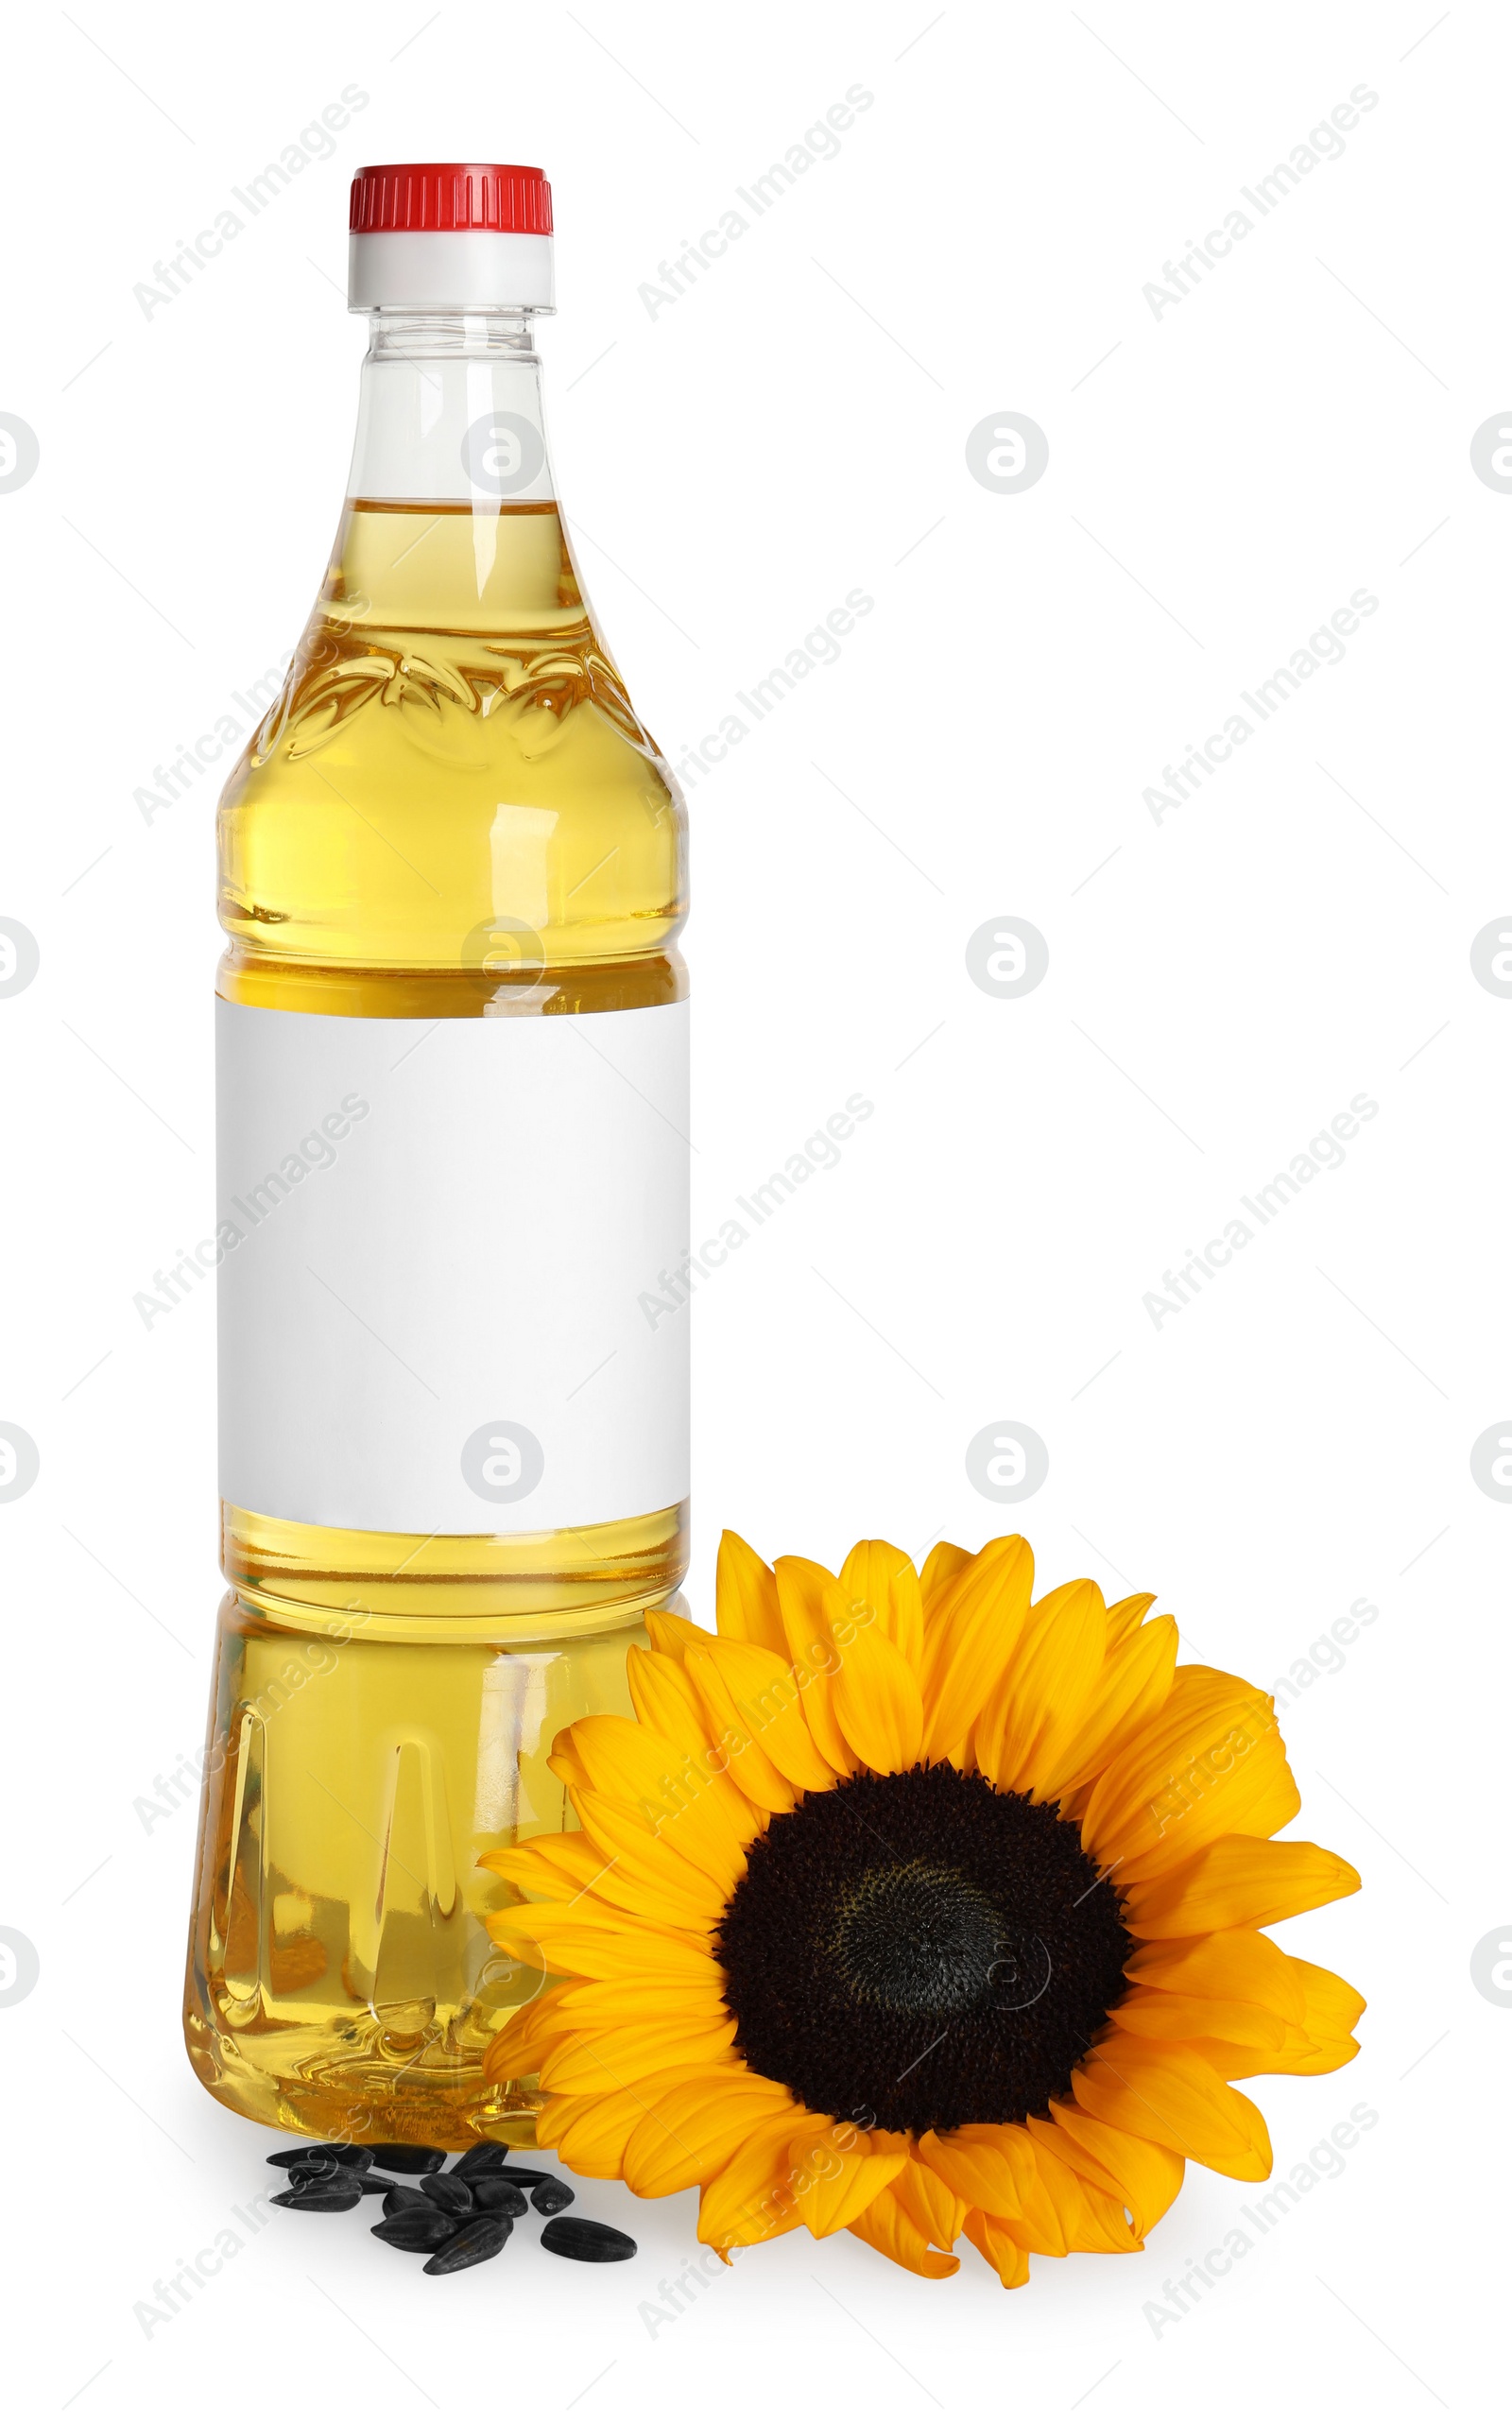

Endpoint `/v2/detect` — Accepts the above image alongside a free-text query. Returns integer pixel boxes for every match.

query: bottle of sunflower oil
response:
[184,163,689,2147]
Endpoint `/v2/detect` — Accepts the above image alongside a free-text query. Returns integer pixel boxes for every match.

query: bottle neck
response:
[346,309,556,505]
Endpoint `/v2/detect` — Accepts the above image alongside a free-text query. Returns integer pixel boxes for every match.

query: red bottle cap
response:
[350,163,553,235]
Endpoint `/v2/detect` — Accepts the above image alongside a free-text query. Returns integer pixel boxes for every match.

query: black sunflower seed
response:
[531,2179,576,2214]
[352,2174,391,2196]
[475,2160,555,2189]
[422,2215,512,2275]
[371,2209,461,2254]
[540,2217,636,2263]
[451,2144,513,2177]
[271,2185,362,2213]
[468,2175,527,2216]
[284,2157,341,2185]
[268,2142,374,2172]
[419,2172,473,2214]
[365,2143,447,2173]
[382,2184,434,2217]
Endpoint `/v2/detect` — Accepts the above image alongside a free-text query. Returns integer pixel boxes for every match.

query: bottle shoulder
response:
[217,541,687,975]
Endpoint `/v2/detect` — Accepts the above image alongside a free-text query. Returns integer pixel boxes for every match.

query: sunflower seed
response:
[267,2142,373,2171]
[365,2143,447,2173]
[451,2144,514,2177]
[371,2209,461,2254]
[284,2157,341,2185]
[468,2175,527,2216]
[271,2185,362,2213]
[540,2216,636,2263]
[352,2174,391,2196]
[382,2184,434,2217]
[531,2179,575,2214]
[419,2172,473,2214]
[422,2215,512,2275]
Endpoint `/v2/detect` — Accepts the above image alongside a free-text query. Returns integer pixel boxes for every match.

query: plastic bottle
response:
[183,163,689,2145]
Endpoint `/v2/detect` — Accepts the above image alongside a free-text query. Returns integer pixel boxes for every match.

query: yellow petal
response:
[684,1637,835,1793]
[715,1530,789,1657]
[1079,1667,1300,1880]
[889,2152,967,2251]
[539,2010,739,2093]
[1105,1590,1158,1644]
[1124,1835,1362,1936]
[621,2069,797,2197]
[479,1832,608,1898]
[1113,1986,1290,2053]
[831,1611,925,1774]
[1030,2141,1140,2252]
[917,2122,1029,2221]
[697,2109,833,2249]
[920,1538,973,1608]
[1072,2036,1273,2180]
[774,1557,861,1774]
[848,2185,960,2278]
[975,1579,1107,1796]
[1292,1956,1366,2042]
[919,1534,1036,1758]
[486,1903,713,1979]
[546,1738,592,1795]
[1185,2027,1360,2080]
[494,1908,716,1985]
[536,2089,645,2175]
[644,1606,713,1661]
[569,1714,750,1840]
[1076,2174,1147,2252]
[1006,2132,1068,2255]
[482,1984,573,2082]
[1184,1957,1365,2076]
[1036,2101,1185,2236]
[1022,2109,1126,2212]
[543,2072,720,2178]
[552,1973,730,2028]
[962,2207,1030,2288]
[838,1539,926,1671]
[486,1825,718,1932]
[626,1646,717,1764]
[569,1788,730,1928]
[1044,1615,1180,1801]
[683,1644,801,1813]
[568,1714,756,1890]
[795,2130,908,2238]
[1126,1926,1307,2022]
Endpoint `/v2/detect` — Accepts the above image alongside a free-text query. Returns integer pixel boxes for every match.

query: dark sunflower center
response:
[828,1863,1005,2013]
[715,1763,1131,2136]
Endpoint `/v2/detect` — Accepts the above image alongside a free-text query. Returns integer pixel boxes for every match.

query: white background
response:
[0,2,1502,2413]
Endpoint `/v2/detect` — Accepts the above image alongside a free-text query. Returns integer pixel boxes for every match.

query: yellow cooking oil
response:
[185,469,688,2142]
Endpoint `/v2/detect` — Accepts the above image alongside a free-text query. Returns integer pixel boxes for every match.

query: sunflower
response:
[480,1533,1364,2283]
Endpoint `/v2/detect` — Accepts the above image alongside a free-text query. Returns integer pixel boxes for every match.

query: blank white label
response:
[216,998,689,1535]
